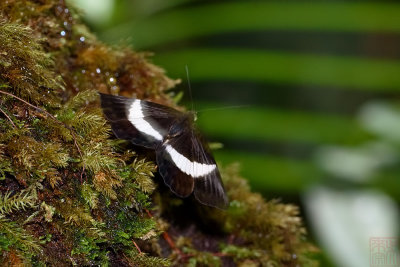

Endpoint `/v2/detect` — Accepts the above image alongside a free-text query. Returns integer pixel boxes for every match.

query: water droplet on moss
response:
[96,68,101,74]
[79,36,85,42]
[60,31,66,37]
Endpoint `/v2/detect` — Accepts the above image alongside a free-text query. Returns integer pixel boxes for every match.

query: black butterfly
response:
[99,93,228,209]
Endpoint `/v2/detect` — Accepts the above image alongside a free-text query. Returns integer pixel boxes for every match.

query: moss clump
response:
[0,1,318,266]
[221,164,319,265]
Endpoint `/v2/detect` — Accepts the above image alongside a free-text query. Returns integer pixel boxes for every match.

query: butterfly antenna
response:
[196,105,251,113]
[185,65,195,112]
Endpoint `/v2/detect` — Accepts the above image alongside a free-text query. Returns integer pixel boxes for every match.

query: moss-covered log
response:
[0,1,318,266]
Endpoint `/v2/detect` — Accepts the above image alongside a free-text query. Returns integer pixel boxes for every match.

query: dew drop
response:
[79,36,85,42]
[96,68,101,74]
[109,77,115,83]
[60,31,66,37]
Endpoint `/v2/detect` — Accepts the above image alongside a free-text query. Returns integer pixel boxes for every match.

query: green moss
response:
[71,230,108,265]
[81,183,99,210]
[0,189,37,215]
[187,252,221,267]
[0,215,41,263]
[220,244,262,261]
[219,163,318,265]
[124,249,172,267]
[0,21,62,107]
[0,0,319,266]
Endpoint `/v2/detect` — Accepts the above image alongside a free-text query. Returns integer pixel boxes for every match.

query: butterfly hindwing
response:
[191,134,228,209]
[157,129,228,209]
[156,146,195,198]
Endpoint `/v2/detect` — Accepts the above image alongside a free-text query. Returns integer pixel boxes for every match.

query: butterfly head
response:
[167,112,196,139]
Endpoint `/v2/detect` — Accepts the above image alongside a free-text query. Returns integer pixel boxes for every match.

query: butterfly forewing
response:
[100,93,180,148]
[100,93,228,209]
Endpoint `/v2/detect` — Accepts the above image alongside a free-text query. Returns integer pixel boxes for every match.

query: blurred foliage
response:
[0,1,318,266]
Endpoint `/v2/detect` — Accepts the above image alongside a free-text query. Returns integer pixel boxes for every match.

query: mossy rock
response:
[0,1,319,266]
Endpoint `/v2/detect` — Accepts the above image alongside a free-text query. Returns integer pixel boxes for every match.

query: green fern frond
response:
[0,189,37,215]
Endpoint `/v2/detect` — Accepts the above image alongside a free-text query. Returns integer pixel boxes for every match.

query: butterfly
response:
[99,93,228,209]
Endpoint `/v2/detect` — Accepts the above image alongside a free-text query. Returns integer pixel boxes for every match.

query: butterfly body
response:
[99,93,228,209]
[166,113,194,139]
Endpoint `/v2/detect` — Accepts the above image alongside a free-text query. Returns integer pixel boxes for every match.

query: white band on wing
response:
[128,100,163,141]
[165,144,216,177]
